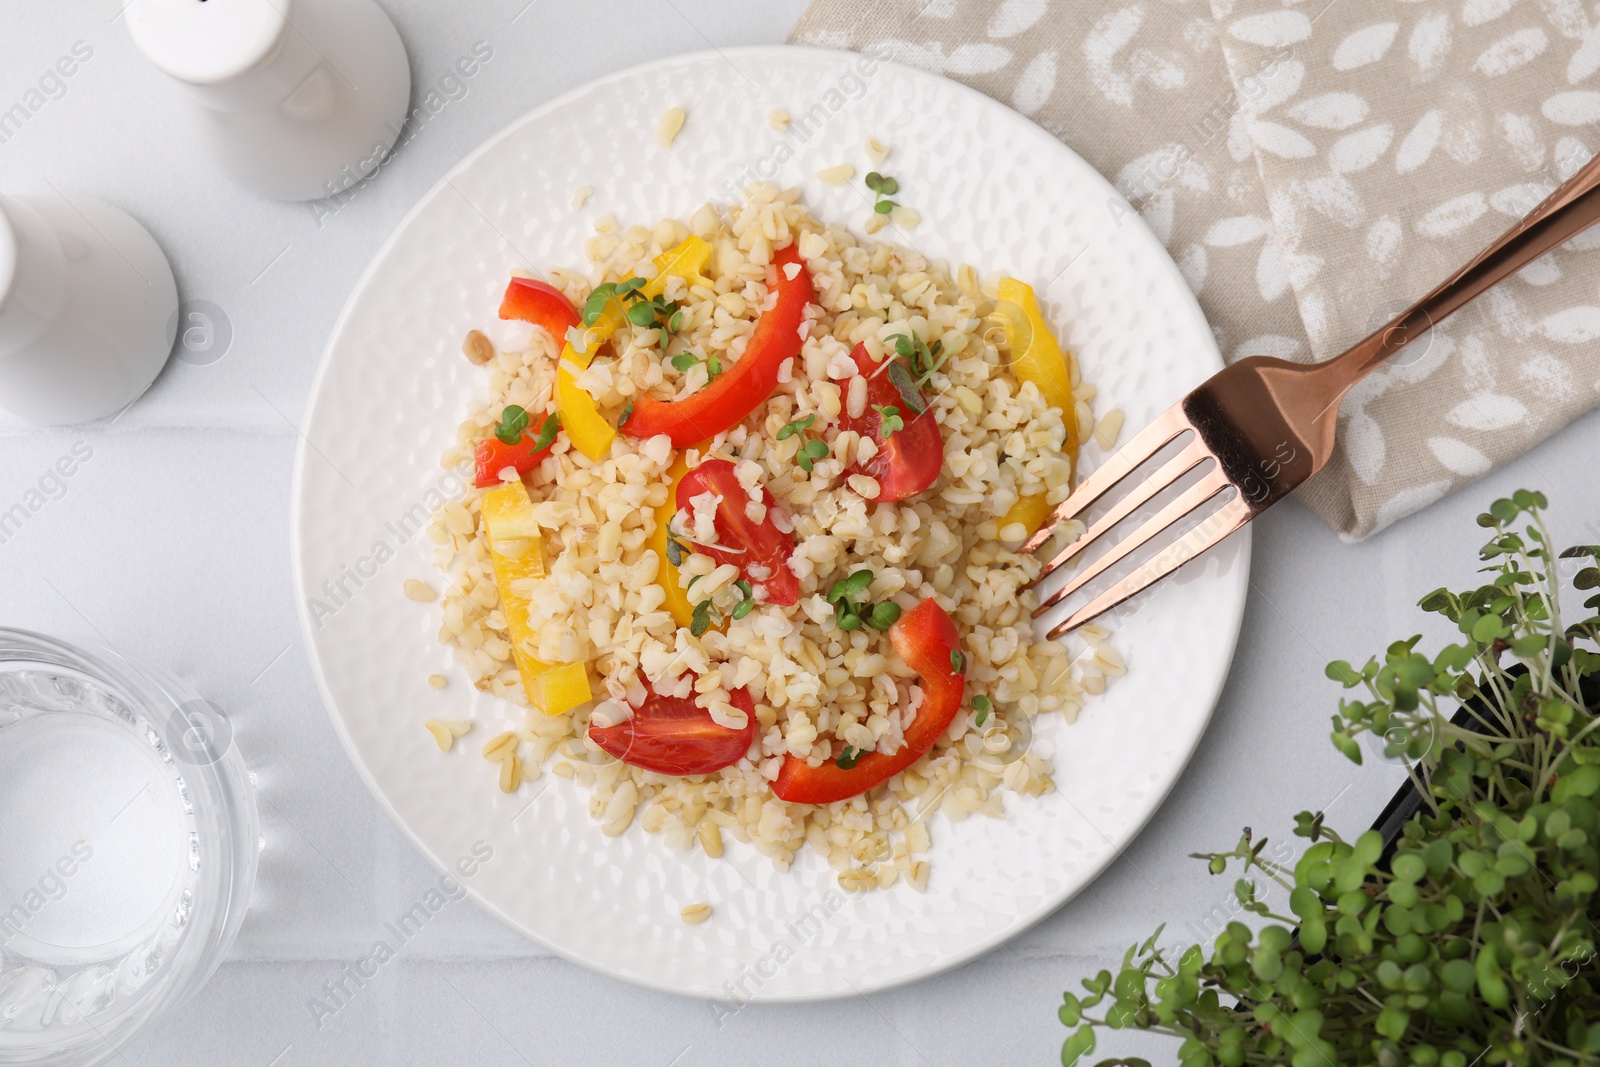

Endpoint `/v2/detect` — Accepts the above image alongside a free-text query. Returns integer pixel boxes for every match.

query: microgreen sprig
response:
[887,332,947,393]
[836,746,863,770]
[582,276,686,339]
[670,350,723,385]
[796,438,830,473]
[872,404,904,438]
[826,569,902,632]
[865,171,900,215]
[776,413,815,441]
[972,694,991,727]
[689,598,717,637]
[493,405,529,446]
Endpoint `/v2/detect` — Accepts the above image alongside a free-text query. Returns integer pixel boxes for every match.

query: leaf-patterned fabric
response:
[791,0,1600,540]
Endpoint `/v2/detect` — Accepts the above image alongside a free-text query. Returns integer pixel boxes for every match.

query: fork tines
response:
[1019,403,1251,639]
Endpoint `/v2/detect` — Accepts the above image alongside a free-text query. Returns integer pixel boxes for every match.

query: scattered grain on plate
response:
[498,753,522,793]
[697,819,724,858]
[572,185,593,209]
[424,719,472,751]
[863,212,888,234]
[890,205,920,230]
[767,108,790,132]
[404,578,438,602]
[680,902,712,925]
[427,673,448,689]
[865,137,890,165]
[482,730,517,762]
[462,329,494,366]
[656,107,686,148]
[1092,408,1124,451]
[815,164,855,186]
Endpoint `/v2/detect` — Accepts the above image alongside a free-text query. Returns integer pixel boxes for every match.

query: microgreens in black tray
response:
[1059,490,1600,1067]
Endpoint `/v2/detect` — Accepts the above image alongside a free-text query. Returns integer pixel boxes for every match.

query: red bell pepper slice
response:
[675,458,798,605]
[499,276,581,341]
[588,678,757,776]
[771,599,965,804]
[838,342,943,502]
[621,244,813,447]
[474,426,556,488]
[473,277,581,487]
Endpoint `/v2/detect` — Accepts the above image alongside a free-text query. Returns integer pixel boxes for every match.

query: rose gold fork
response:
[1025,150,1600,638]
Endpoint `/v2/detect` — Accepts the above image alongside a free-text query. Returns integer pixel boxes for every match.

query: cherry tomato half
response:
[675,458,799,606]
[838,343,943,502]
[588,680,756,776]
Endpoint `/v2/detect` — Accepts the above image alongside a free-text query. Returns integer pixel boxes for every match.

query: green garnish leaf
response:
[732,598,755,620]
[626,301,657,328]
[665,532,684,567]
[798,453,815,473]
[671,353,698,372]
[874,200,896,215]
[735,579,753,600]
[867,601,902,631]
[706,355,723,382]
[951,649,966,674]
[973,694,991,726]
[581,284,617,326]
[864,172,884,193]
[777,414,816,441]
[803,440,830,459]
[615,276,646,296]
[892,334,914,360]
[690,598,716,637]
[668,309,684,333]
[616,399,634,428]
[873,404,905,438]
[531,413,561,451]
[878,175,899,196]
[887,361,928,415]
[836,746,862,769]
[494,405,530,445]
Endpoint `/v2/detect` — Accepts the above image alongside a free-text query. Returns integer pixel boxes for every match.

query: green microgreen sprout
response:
[827,570,900,633]
[864,171,900,216]
[494,405,530,446]
[950,649,965,675]
[796,438,830,473]
[836,746,862,770]
[776,413,816,441]
[529,413,560,452]
[972,694,991,727]
[873,404,904,438]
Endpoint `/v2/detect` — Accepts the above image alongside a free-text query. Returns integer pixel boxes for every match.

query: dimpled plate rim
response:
[290,45,1249,1002]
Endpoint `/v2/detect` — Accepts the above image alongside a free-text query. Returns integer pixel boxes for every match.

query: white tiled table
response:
[3,2,1598,1063]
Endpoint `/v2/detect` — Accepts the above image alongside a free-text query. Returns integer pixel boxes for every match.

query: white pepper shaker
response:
[0,194,179,424]
[126,0,412,202]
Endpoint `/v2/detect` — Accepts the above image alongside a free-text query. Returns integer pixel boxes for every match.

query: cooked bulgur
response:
[427,184,1118,888]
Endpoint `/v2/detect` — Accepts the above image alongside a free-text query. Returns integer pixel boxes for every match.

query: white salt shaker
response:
[126,0,412,202]
[0,194,179,424]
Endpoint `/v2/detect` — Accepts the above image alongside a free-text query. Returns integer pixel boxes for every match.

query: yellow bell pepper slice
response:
[648,444,727,633]
[556,236,714,461]
[994,278,1081,537]
[481,482,591,715]
[527,662,591,716]
[998,493,1053,539]
[650,452,700,628]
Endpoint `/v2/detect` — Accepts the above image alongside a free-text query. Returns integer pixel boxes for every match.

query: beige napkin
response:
[791,0,1600,540]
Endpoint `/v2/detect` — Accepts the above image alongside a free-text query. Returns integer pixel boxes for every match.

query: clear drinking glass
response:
[0,629,258,1066]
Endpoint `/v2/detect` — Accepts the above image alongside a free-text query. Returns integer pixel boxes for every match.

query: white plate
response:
[292,46,1249,1001]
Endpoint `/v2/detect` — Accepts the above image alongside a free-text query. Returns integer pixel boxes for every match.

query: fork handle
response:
[1319,150,1600,391]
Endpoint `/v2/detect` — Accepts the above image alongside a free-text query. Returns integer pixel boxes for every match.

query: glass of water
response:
[0,629,258,1066]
